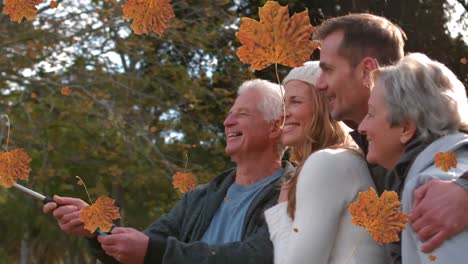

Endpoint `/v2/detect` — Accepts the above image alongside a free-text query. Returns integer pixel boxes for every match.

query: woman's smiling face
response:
[281,80,315,147]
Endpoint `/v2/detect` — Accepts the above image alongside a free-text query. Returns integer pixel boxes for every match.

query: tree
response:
[0,0,466,262]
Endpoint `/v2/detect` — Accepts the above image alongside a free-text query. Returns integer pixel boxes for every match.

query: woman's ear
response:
[400,119,417,144]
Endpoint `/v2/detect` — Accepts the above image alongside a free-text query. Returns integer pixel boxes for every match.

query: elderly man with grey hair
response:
[358,53,468,264]
[43,79,294,264]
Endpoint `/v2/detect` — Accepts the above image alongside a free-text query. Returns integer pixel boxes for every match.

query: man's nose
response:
[224,113,235,127]
[315,73,327,91]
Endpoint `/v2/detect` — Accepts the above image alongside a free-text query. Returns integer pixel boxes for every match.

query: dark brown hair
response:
[314,13,407,67]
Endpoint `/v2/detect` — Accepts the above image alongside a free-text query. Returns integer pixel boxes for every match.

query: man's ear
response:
[360,57,379,88]
[269,119,283,139]
[400,119,417,145]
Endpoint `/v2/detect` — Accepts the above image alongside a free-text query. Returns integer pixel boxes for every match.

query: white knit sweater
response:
[265,148,386,264]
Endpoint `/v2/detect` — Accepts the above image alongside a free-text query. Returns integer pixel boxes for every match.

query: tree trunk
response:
[19,233,29,264]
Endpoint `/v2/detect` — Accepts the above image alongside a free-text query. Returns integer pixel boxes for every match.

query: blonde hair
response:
[282,75,357,219]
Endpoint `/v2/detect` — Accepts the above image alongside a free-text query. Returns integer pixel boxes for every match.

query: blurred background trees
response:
[0,0,466,262]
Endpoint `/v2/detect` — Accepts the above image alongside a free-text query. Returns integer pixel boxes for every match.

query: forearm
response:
[264,202,292,264]
[87,237,120,264]
[144,227,273,264]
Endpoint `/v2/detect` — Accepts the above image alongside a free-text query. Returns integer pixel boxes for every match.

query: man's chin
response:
[330,109,344,121]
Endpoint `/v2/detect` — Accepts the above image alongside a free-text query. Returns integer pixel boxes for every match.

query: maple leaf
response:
[461,58,467,64]
[60,86,72,96]
[172,172,196,193]
[50,0,58,8]
[79,196,120,233]
[0,148,32,188]
[428,254,437,262]
[349,187,410,244]
[236,1,319,71]
[2,0,43,23]
[434,151,457,172]
[121,0,175,35]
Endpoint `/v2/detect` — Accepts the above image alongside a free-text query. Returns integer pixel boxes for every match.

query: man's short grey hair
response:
[237,79,284,122]
[375,53,468,142]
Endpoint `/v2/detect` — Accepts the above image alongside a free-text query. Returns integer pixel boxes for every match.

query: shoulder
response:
[299,148,371,185]
[303,148,366,168]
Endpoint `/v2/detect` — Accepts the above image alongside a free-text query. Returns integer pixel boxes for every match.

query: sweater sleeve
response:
[264,202,292,264]
[87,191,190,264]
[454,171,468,191]
[144,187,276,264]
[277,149,372,264]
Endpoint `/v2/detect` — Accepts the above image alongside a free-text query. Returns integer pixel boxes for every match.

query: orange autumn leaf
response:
[61,86,72,96]
[149,126,157,133]
[0,148,32,188]
[172,172,196,193]
[121,0,175,35]
[50,0,58,8]
[461,58,467,64]
[428,254,437,262]
[349,187,410,244]
[79,196,120,233]
[434,151,457,172]
[2,0,43,23]
[236,1,319,71]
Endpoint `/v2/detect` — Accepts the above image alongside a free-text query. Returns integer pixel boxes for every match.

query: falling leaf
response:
[61,86,72,96]
[428,254,436,262]
[93,7,100,13]
[172,172,196,193]
[30,92,37,99]
[121,0,175,35]
[461,58,467,64]
[236,1,319,71]
[50,0,58,8]
[224,196,230,201]
[434,151,457,172]
[349,187,410,244]
[79,196,120,233]
[2,0,43,23]
[71,38,78,44]
[293,227,298,232]
[0,148,32,188]
[149,126,157,133]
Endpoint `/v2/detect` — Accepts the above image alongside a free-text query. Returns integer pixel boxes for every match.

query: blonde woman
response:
[265,61,385,264]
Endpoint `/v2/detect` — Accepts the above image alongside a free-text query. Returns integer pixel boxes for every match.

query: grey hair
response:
[237,79,284,122]
[374,53,468,142]
[237,79,286,157]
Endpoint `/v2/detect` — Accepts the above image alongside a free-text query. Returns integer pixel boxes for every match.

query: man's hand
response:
[97,227,149,264]
[43,195,94,238]
[411,180,468,252]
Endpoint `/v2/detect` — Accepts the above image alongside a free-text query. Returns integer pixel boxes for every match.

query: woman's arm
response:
[284,149,372,264]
